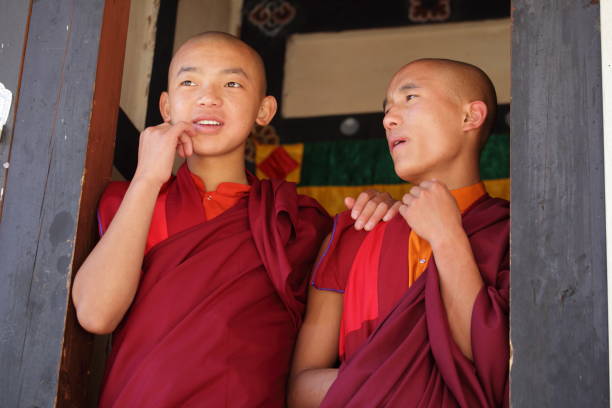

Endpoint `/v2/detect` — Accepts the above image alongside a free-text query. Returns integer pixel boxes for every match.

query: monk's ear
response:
[255,95,278,126]
[159,92,171,123]
[462,101,487,132]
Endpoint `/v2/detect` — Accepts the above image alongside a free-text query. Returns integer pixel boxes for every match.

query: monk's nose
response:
[197,89,222,107]
[383,112,400,130]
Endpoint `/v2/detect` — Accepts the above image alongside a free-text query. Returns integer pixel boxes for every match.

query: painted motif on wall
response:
[248,0,297,37]
[408,0,451,23]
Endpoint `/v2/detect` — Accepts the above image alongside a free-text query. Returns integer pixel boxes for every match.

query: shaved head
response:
[402,58,497,144]
[170,31,268,96]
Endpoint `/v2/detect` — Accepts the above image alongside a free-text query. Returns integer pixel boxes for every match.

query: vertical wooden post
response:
[0,0,31,218]
[510,1,609,406]
[0,0,129,406]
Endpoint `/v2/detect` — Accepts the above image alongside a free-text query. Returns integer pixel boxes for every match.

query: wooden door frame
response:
[0,0,129,406]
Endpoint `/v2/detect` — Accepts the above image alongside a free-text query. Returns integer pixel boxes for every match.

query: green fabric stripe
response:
[299,133,509,186]
[300,139,401,186]
[480,133,510,180]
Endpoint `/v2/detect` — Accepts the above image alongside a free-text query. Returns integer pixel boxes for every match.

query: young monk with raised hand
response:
[72,32,395,407]
[289,59,510,408]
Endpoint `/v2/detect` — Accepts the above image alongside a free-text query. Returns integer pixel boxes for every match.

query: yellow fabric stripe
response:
[483,178,510,202]
[297,179,510,216]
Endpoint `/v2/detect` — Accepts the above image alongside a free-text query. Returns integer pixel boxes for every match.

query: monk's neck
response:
[186,154,248,191]
[409,160,481,190]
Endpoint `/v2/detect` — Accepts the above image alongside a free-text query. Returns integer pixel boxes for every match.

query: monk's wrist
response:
[430,224,469,253]
[129,175,165,194]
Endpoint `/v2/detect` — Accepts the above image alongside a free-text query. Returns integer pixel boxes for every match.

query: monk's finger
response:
[402,193,414,206]
[344,196,356,210]
[354,200,379,230]
[169,121,196,139]
[375,192,394,207]
[363,202,391,231]
[398,204,411,222]
[350,190,376,220]
[177,143,186,158]
[420,180,435,189]
[178,133,193,157]
[382,200,402,222]
[410,186,422,198]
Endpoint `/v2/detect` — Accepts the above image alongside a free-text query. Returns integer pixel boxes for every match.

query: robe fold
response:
[96,166,331,407]
[314,194,509,408]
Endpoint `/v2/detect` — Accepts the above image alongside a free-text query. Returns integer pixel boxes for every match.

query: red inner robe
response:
[96,165,331,407]
[313,194,509,407]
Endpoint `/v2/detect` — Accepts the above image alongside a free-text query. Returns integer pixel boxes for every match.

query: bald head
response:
[403,58,497,143]
[170,31,268,96]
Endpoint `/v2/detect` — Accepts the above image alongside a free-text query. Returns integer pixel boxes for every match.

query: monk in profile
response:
[289,59,509,408]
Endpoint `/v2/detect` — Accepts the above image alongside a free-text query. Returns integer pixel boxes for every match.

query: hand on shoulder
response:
[344,189,402,231]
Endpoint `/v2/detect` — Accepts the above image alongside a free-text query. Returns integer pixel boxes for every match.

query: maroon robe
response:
[96,166,331,407]
[314,194,509,407]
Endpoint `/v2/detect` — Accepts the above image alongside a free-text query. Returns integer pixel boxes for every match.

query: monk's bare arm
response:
[72,178,161,334]
[288,234,343,408]
[72,122,195,334]
[288,286,342,408]
[429,228,482,360]
[399,180,483,360]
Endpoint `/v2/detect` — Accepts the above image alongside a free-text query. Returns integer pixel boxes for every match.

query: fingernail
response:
[351,210,358,219]
[355,220,363,229]
[364,222,374,231]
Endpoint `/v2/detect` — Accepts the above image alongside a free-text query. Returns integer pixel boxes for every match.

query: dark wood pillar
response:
[0,0,129,407]
[510,1,608,406]
[0,1,31,218]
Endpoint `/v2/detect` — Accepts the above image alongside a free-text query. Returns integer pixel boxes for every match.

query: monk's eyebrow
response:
[399,82,420,92]
[383,82,420,110]
[221,67,249,78]
[176,66,198,77]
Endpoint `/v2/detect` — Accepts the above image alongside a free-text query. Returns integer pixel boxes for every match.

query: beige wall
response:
[173,0,243,53]
[283,19,511,118]
[120,0,160,131]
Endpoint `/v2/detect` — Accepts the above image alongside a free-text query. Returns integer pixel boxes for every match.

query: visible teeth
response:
[197,120,221,125]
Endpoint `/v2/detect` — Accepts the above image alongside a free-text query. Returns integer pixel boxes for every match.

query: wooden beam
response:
[510,1,609,406]
[0,0,129,406]
[0,0,31,219]
[59,0,130,405]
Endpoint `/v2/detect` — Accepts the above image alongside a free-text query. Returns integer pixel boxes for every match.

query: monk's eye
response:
[406,94,417,101]
[225,81,242,88]
[180,80,196,87]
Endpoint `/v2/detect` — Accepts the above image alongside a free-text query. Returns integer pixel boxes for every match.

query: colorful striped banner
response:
[256,133,509,215]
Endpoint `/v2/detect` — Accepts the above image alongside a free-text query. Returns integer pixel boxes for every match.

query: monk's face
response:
[383,61,467,183]
[160,38,274,158]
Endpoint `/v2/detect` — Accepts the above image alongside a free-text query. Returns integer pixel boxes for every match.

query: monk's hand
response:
[398,180,463,245]
[133,121,195,186]
[345,189,401,231]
